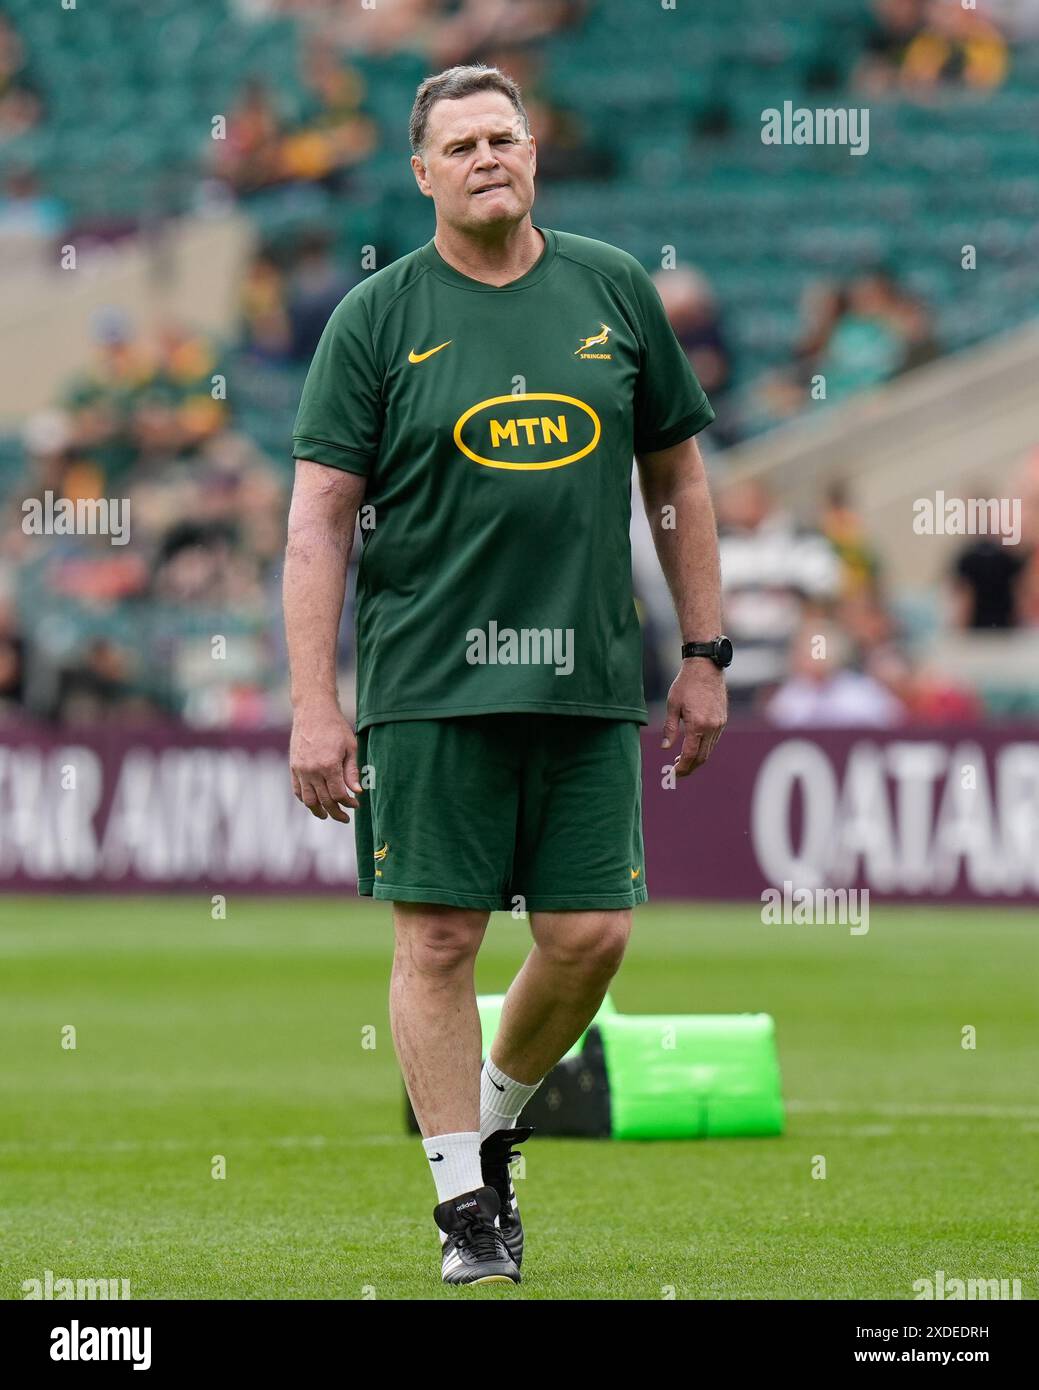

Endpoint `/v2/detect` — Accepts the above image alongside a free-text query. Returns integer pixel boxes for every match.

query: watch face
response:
[717,637,734,668]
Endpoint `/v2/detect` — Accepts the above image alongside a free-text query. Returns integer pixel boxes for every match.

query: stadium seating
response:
[2,0,1036,388]
[2,0,1037,721]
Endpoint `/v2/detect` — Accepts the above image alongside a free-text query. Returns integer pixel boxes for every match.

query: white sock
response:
[424,1131,483,1246]
[480,1057,544,1142]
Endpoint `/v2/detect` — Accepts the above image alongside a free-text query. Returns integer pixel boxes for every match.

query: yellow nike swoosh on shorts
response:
[408,341,452,363]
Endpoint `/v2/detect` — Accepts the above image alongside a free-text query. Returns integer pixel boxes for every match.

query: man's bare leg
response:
[389,902,489,1136]
[489,909,632,1086]
[392,901,525,1280]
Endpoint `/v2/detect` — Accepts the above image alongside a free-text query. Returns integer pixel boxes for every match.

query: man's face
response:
[411,91,536,235]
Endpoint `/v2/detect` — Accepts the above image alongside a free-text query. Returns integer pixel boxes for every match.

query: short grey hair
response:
[409,63,530,157]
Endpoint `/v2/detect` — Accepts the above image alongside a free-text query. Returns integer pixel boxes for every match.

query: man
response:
[284,64,729,1287]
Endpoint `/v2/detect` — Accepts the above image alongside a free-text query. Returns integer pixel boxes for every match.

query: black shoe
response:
[480,1126,534,1268]
[434,1185,520,1285]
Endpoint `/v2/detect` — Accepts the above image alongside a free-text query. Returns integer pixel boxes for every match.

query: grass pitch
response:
[1,896,1036,1300]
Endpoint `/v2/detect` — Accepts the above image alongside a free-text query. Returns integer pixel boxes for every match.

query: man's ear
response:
[411,154,432,198]
[528,134,537,179]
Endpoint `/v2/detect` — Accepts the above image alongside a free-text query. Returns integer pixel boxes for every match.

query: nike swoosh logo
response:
[429,1152,445,1161]
[408,340,452,363]
[490,1079,505,1091]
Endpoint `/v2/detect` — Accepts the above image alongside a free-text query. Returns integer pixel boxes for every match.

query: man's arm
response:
[635,433,727,775]
[283,458,367,820]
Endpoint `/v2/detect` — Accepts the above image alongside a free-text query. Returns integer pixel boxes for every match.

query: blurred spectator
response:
[868,646,984,722]
[0,14,26,93]
[653,265,732,412]
[211,79,283,194]
[51,638,137,725]
[830,587,986,722]
[744,283,845,430]
[151,520,265,609]
[313,0,585,65]
[892,289,939,374]
[747,270,937,433]
[820,483,882,598]
[141,319,228,455]
[523,90,614,181]
[240,251,292,364]
[0,303,287,727]
[286,47,377,188]
[319,0,444,58]
[854,0,1008,94]
[59,310,155,490]
[817,271,919,401]
[428,0,586,68]
[901,0,1009,91]
[212,59,377,199]
[0,169,63,244]
[0,592,25,716]
[49,312,230,502]
[766,621,906,727]
[239,235,355,363]
[945,475,1030,630]
[285,231,353,361]
[716,478,842,713]
[742,283,845,431]
[1012,446,1039,625]
[950,537,1029,628]
[853,0,929,93]
[795,281,848,376]
[0,14,41,140]
[837,589,900,662]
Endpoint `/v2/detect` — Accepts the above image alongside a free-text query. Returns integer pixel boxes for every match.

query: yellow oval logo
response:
[453,392,601,470]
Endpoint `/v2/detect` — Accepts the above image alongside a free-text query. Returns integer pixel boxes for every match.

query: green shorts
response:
[354,714,647,912]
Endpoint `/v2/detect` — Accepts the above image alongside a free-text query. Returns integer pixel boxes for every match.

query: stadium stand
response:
[0,0,1036,725]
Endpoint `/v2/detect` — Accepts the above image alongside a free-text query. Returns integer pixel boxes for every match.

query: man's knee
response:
[531,910,632,978]
[392,903,487,977]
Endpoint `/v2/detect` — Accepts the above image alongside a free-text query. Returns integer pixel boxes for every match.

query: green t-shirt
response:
[292,225,714,731]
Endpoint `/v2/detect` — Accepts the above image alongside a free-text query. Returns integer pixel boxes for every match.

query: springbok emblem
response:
[574,323,612,354]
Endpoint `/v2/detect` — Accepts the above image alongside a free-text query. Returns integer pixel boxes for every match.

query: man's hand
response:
[290,703,363,822]
[661,661,728,776]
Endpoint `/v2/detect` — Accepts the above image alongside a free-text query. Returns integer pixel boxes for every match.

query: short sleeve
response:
[629,262,715,455]
[292,288,383,474]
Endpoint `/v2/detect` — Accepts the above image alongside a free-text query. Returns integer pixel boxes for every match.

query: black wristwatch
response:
[681,635,733,669]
